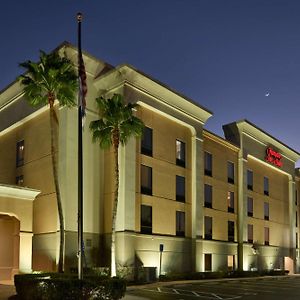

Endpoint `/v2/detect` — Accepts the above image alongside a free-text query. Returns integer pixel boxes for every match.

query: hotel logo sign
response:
[265,147,282,168]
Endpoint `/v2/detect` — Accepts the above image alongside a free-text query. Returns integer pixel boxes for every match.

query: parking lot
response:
[125,276,300,300]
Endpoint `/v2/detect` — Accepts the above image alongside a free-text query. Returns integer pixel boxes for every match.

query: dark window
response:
[141,127,152,156]
[16,175,24,186]
[247,170,253,190]
[204,216,212,240]
[227,161,234,184]
[264,227,270,245]
[204,254,212,271]
[264,202,269,221]
[227,191,234,213]
[204,152,212,176]
[248,224,253,243]
[296,211,298,228]
[296,233,298,249]
[16,140,25,167]
[228,221,234,242]
[141,165,152,195]
[176,211,185,237]
[247,197,253,217]
[204,184,212,208]
[264,177,269,196]
[296,190,298,206]
[141,205,152,234]
[176,176,185,202]
[176,140,186,167]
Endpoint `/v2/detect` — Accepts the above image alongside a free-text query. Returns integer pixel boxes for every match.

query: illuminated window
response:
[141,165,152,195]
[247,170,253,190]
[176,175,185,202]
[264,177,269,196]
[248,224,253,243]
[227,191,234,213]
[141,127,152,156]
[204,184,212,208]
[16,175,24,186]
[227,255,235,271]
[264,227,269,245]
[204,254,212,271]
[228,221,234,242]
[204,152,212,176]
[227,161,234,184]
[204,216,212,240]
[176,140,185,167]
[264,202,269,221]
[16,140,25,167]
[141,205,152,234]
[176,211,185,237]
[247,197,253,217]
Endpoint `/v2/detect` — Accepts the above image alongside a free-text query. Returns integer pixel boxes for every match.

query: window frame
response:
[264,202,269,221]
[176,211,185,237]
[176,175,185,202]
[140,205,152,234]
[264,227,270,246]
[248,224,253,243]
[176,139,186,168]
[247,197,253,217]
[227,191,234,213]
[140,165,152,196]
[204,151,212,177]
[228,220,235,242]
[204,216,212,240]
[16,140,25,167]
[247,169,253,191]
[204,184,212,208]
[227,161,235,184]
[141,126,153,156]
[264,176,269,196]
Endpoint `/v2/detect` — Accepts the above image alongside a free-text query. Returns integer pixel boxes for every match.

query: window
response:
[16,140,25,167]
[141,127,152,156]
[227,161,234,184]
[176,175,185,202]
[204,254,212,271]
[296,233,298,249]
[264,227,269,245]
[228,221,234,242]
[227,191,234,213]
[248,224,253,243]
[204,152,212,176]
[141,205,152,234]
[247,170,253,190]
[204,216,212,240]
[176,211,185,237]
[264,177,269,196]
[176,140,186,167]
[247,197,253,217]
[296,211,298,228]
[296,190,298,206]
[141,165,152,195]
[227,255,235,271]
[264,202,269,221]
[204,184,212,208]
[16,175,24,186]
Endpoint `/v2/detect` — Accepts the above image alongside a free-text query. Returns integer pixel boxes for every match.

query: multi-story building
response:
[0,42,299,281]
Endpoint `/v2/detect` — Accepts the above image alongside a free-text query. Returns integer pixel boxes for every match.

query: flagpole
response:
[77,12,84,280]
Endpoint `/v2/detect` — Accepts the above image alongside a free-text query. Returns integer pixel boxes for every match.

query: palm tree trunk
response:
[111,142,119,277]
[49,101,65,273]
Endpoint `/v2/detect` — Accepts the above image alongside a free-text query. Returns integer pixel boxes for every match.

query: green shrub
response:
[14,273,126,300]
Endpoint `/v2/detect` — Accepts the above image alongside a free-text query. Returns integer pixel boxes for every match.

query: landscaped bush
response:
[14,273,126,300]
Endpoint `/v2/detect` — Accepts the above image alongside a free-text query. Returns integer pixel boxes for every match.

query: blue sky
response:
[1,0,300,165]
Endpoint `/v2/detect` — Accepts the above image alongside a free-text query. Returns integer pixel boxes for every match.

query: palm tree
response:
[19,50,78,272]
[90,93,144,277]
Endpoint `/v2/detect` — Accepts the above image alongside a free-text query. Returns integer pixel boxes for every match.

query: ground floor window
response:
[227,255,235,271]
[204,253,212,271]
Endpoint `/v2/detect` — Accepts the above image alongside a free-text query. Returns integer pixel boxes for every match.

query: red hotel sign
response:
[265,147,283,167]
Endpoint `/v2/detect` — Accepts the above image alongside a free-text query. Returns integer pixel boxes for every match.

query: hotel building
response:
[0,42,299,280]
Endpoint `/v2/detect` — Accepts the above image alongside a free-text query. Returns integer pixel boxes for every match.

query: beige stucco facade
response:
[0,42,299,279]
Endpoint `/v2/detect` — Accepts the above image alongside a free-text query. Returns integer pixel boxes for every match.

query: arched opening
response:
[0,214,20,282]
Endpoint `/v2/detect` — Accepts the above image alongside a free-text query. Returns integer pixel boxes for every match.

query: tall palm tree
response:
[90,93,144,277]
[19,50,78,273]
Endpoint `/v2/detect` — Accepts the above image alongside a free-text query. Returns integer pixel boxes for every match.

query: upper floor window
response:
[16,140,25,167]
[204,216,212,240]
[176,175,185,202]
[227,191,234,213]
[141,127,152,156]
[16,175,24,186]
[296,211,298,228]
[264,177,269,196]
[264,202,269,220]
[296,190,298,206]
[264,227,270,245]
[141,205,152,234]
[141,165,152,195]
[247,170,253,190]
[296,233,299,249]
[228,221,235,242]
[227,161,234,184]
[247,197,253,217]
[176,140,186,167]
[176,211,185,237]
[204,152,212,176]
[204,184,212,208]
[248,224,253,243]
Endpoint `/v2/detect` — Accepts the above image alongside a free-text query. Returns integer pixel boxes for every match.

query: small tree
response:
[19,50,78,272]
[90,93,144,277]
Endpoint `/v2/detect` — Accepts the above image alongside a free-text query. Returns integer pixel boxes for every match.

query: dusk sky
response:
[1,1,300,166]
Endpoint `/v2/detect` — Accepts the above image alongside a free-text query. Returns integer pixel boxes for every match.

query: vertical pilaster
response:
[19,231,33,273]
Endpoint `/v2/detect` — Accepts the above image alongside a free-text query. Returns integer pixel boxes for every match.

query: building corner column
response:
[288,176,296,274]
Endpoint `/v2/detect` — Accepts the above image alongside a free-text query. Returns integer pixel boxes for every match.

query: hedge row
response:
[14,273,126,300]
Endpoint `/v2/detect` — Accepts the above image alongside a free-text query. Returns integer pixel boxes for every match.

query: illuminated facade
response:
[0,42,299,280]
